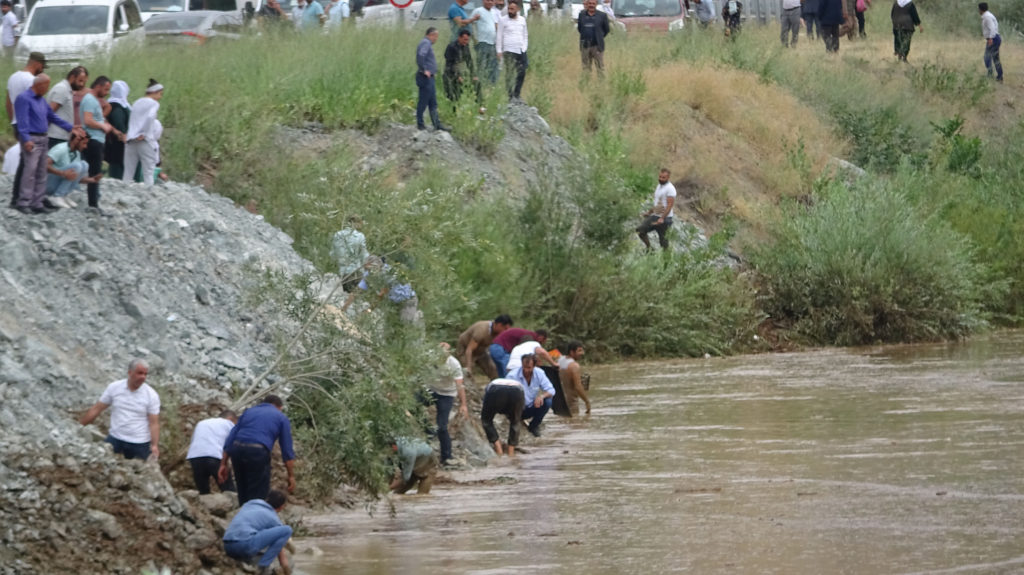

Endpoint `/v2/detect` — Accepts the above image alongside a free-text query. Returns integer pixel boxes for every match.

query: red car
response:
[614,0,687,30]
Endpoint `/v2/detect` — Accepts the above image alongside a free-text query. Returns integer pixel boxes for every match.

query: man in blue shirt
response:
[299,0,325,29]
[223,489,293,575]
[448,0,479,38]
[218,395,297,506]
[415,27,448,132]
[14,73,74,214]
[507,354,555,437]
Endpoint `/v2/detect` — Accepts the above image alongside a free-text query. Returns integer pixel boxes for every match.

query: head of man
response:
[31,74,51,97]
[1,2,11,15]
[483,0,494,8]
[90,75,111,98]
[529,0,540,12]
[584,0,596,13]
[425,26,439,43]
[978,2,988,14]
[126,358,149,391]
[456,0,468,6]
[264,394,285,410]
[68,131,88,152]
[566,340,584,361]
[535,329,549,346]
[27,52,47,75]
[507,0,519,17]
[493,314,513,334]
[457,29,471,45]
[520,354,536,379]
[67,66,88,91]
[219,409,239,424]
[658,168,671,185]
[265,489,288,511]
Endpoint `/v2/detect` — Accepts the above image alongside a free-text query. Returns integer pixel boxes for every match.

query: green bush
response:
[831,104,923,172]
[749,178,998,345]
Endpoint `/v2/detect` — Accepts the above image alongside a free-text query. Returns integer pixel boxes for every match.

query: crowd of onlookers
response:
[4,52,165,215]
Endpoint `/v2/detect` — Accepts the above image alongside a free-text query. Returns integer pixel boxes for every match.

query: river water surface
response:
[296,332,1024,574]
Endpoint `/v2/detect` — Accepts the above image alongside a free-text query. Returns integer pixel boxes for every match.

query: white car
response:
[15,0,145,65]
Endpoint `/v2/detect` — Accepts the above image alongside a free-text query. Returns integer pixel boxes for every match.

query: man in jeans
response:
[636,167,676,251]
[223,489,293,575]
[508,354,555,437]
[577,0,610,77]
[472,0,500,84]
[219,395,297,505]
[79,359,161,461]
[780,0,801,47]
[979,3,1002,83]
[428,342,468,467]
[415,27,448,131]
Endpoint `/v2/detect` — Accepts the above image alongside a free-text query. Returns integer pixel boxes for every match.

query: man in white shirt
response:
[187,411,239,494]
[472,0,499,84]
[504,334,557,373]
[636,167,676,251]
[780,0,801,48]
[6,50,44,207]
[45,66,87,147]
[0,0,19,59]
[496,0,528,100]
[80,359,162,461]
[979,2,1002,83]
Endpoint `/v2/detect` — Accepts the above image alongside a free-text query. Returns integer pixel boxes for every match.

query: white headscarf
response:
[896,0,912,7]
[109,80,131,110]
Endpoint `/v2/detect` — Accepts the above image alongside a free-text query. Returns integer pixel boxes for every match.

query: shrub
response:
[749,178,997,345]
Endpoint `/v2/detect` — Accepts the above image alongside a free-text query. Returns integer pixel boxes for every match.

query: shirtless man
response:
[559,341,590,416]
[456,314,512,380]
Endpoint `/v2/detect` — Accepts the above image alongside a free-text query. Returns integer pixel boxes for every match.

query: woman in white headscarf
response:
[123,79,163,187]
[104,80,132,180]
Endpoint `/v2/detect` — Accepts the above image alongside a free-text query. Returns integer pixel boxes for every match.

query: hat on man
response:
[28,52,48,68]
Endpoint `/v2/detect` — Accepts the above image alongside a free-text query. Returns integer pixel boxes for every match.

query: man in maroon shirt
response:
[490,327,547,378]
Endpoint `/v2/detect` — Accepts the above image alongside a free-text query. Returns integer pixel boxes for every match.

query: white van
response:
[15,0,145,65]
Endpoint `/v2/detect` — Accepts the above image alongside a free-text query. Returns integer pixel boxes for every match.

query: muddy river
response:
[295,332,1024,574]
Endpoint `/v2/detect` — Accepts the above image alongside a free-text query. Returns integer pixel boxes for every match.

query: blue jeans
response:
[489,343,510,378]
[984,35,1003,80]
[46,159,88,197]
[106,435,151,460]
[224,524,293,568]
[476,42,499,84]
[431,391,455,463]
[415,72,438,128]
[522,396,552,433]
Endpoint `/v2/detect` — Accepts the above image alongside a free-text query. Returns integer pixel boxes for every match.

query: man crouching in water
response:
[481,377,525,456]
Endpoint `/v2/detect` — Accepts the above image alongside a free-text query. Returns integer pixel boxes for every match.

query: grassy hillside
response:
[4,2,1021,352]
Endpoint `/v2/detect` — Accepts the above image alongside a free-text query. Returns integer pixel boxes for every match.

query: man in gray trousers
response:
[781,0,802,47]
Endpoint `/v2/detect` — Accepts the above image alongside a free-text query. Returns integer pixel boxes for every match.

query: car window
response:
[136,0,186,11]
[113,4,126,31]
[145,12,208,28]
[124,0,144,26]
[194,0,238,9]
[27,5,109,34]
[615,0,681,16]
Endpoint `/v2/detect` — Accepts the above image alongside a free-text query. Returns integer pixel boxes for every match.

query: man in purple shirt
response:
[218,395,297,506]
[489,327,546,377]
[14,73,74,214]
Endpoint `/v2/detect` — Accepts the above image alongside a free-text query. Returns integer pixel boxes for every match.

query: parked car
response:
[136,0,188,22]
[613,0,684,30]
[144,9,242,43]
[15,0,145,65]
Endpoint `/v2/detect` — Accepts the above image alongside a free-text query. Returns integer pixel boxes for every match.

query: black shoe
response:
[42,198,57,209]
[528,427,541,438]
[14,205,32,214]
[87,206,112,217]
[417,124,428,130]
[433,124,450,132]
[31,206,56,214]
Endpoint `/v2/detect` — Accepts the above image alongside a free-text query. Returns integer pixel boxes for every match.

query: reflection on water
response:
[296,332,1024,574]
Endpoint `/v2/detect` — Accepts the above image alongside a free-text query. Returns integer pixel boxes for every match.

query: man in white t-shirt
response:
[6,51,45,207]
[472,0,500,84]
[636,167,676,251]
[504,334,557,373]
[0,0,19,59]
[187,411,239,494]
[427,342,467,466]
[80,359,161,461]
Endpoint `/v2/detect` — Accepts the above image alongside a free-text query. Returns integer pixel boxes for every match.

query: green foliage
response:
[830,104,923,172]
[909,62,993,105]
[929,115,982,176]
[749,178,999,345]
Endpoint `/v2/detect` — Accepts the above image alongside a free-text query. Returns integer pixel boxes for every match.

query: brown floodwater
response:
[294,332,1024,574]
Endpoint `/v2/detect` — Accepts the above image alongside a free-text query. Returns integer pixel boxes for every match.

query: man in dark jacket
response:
[444,29,479,109]
[578,0,610,77]
[891,0,922,62]
[819,0,847,52]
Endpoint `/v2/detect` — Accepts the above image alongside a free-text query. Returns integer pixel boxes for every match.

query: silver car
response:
[143,9,243,44]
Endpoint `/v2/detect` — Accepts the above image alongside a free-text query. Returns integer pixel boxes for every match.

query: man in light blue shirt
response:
[472,0,499,83]
[44,131,90,205]
[299,0,325,29]
[223,490,292,575]
[508,354,555,437]
[448,0,478,38]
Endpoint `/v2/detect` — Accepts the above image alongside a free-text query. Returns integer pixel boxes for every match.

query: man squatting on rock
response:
[223,489,293,575]
[80,358,161,461]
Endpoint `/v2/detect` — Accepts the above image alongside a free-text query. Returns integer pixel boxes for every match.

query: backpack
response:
[856,0,866,12]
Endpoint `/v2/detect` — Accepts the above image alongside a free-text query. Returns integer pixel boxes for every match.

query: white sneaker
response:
[49,196,69,209]
[65,197,77,208]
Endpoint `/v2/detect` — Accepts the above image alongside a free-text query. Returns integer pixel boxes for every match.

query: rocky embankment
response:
[0,175,316,574]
